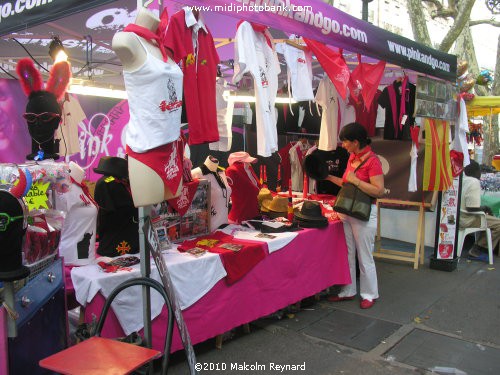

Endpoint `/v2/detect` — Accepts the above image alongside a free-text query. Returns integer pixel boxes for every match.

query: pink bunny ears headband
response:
[16,57,71,101]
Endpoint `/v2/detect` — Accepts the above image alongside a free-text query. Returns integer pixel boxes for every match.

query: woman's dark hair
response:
[464,159,481,180]
[339,122,371,148]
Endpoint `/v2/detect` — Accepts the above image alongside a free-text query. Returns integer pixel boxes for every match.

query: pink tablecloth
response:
[85,222,350,352]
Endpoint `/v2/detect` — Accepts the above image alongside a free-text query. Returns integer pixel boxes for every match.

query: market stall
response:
[0,0,464,373]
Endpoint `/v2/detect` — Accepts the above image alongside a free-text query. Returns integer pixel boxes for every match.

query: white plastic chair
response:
[457,209,493,264]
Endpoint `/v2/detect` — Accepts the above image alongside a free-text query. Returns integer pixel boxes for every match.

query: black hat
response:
[93,156,129,179]
[303,151,329,180]
[294,200,328,228]
[0,190,30,282]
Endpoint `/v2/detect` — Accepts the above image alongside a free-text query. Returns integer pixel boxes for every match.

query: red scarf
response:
[123,9,169,62]
[70,177,98,208]
[352,146,372,163]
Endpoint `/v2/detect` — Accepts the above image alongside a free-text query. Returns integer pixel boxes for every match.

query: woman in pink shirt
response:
[325,122,385,309]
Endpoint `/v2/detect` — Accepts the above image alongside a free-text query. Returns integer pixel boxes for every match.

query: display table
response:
[82,222,350,352]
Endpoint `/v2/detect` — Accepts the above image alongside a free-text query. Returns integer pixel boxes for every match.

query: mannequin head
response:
[16,58,71,161]
[24,91,62,160]
[69,161,85,184]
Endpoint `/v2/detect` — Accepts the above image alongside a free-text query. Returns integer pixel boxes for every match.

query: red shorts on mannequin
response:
[126,138,184,196]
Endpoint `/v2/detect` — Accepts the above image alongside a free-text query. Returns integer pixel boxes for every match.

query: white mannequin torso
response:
[112,7,182,207]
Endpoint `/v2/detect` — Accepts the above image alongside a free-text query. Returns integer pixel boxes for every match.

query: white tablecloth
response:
[218,224,299,253]
[71,248,226,335]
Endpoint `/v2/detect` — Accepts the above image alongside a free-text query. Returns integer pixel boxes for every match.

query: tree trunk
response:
[407,0,432,46]
[439,0,475,52]
[482,34,500,166]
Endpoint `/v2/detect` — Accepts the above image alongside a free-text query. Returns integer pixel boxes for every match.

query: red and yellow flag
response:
[423,119,453,191]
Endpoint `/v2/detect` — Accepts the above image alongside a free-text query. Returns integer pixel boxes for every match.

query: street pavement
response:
[167,244,500,375]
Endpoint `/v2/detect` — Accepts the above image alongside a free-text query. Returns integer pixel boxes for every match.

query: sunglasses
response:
[0,212,24,232]
[23,112,61,124]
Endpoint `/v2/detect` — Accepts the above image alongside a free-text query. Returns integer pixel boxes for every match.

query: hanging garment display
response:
[316,76,341,151]
[352,90,382,137]
[56,94,86,157]
[303,38,350,100]
[209,78,234,152]
[348,54,386,109]
[233,21,280,157]
[289,140,311,191]
[299,100,322,135]
[282,36,314,102]
[164,7,220,145]
[378,77,416,140]
[423,119,453,191]
[450,97,471,168]
[275,102,301,134]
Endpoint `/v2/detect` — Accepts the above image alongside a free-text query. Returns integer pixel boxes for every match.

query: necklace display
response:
[31,134,54,161]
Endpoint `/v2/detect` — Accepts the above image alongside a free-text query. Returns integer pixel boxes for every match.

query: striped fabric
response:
[423,119,453,191]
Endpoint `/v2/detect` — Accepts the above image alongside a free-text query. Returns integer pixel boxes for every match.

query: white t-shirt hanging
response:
[233,21,280,157]
[338,92,356,133]
[282,37,314,102]
[191,166,232,232]
[56,94,86,157]
[209,78,234,152]
[316,76,340,151]
[55,183,97,266]
[450,98,471,168]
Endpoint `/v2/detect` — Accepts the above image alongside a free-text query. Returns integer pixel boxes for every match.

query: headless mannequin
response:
[112,8,182,206]
[205,156,219,172]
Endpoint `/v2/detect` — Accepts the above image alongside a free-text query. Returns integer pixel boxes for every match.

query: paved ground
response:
[164,241,500,375]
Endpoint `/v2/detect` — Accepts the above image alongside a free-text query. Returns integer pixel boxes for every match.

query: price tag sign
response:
[25,180,50,210]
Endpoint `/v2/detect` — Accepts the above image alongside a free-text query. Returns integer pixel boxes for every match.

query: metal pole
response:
[361,0,374,22]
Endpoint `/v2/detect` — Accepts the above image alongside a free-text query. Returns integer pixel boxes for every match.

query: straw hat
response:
[261,196,288,218]
[258,188,273,211]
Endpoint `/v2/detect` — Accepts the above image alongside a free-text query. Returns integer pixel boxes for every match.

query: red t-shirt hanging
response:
[164,9,220,145]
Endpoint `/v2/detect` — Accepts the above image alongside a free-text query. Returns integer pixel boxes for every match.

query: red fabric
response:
[303,38,350,100]
[352,90,381,137]
[126,139,183,196]
[348,55,386,109]
[226,163,260,223]
[178,231,267,284]
[163,10,220,145]
[352,146,372,163]
[70,177,98,208]
[343,151,383,183]
[123,9,169,62]
[387,77,409,137]
[410,125,420,149]
[278,143,294,191]
[167,179,200,216]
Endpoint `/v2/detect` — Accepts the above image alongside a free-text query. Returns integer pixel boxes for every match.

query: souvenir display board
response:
[150,180,211,245]
[434,175,461,260]
[414,76,457,120]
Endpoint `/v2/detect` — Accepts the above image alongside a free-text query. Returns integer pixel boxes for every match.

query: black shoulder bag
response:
[333,157,374,221]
